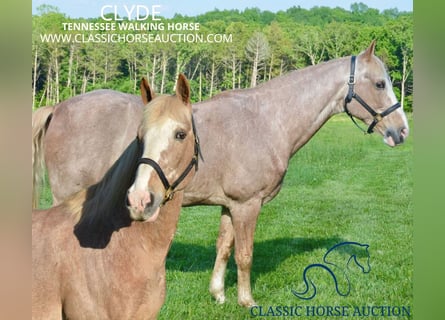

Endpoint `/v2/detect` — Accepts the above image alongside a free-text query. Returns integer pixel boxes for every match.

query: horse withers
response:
[32,74,198,319]
[32,41,409,307]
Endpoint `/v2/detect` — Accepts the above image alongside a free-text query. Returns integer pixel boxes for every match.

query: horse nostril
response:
[397,127,410,144]
[149,192,154,204]
[143,192,155,210]
[400,127,409,140]
[385,126,410,146]
[126,189,154,211]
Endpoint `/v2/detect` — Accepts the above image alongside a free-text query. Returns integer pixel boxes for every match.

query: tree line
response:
[32,3,413,111]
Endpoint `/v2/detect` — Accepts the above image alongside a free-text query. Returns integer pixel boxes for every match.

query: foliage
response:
[32,4,413,110]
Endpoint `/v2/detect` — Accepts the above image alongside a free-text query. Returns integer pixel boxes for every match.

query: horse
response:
[32,74,199,319]
[32,41,409,307]
[291,242,371,300]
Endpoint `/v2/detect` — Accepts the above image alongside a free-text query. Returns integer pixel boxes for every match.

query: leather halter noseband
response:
[344,55,401,134]
[136,115,201,206]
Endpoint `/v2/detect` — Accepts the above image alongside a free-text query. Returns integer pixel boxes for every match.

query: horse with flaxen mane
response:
[32,74,199,319]
[32,41,409,307]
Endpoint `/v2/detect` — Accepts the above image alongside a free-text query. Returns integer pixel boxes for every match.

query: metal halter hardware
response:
[344,55,401,134]
[136,115,201,206]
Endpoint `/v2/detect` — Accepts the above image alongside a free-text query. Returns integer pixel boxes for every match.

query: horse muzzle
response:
[126,189,162,222]
[383,126,409,147]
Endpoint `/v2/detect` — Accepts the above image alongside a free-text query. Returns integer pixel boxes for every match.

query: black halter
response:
[344,55,401,134]
[137,115,201,206]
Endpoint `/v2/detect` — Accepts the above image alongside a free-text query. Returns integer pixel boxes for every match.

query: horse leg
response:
[209,207,234,304]
[231,199,261,307]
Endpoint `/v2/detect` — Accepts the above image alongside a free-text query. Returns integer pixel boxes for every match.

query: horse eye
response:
[175,131,187,140]
[376,80,386,90]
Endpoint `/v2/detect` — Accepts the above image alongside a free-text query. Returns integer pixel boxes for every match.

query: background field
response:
[39,114,413,319]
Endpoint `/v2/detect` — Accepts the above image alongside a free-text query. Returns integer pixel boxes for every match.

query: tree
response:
[32,15,44,109]
[246,31,270,87]
[223,22,249,89]
[35,8,68,105]
[323,22,355,59]
[31,5,413,109]
[381,16,413,110]
[264,21,293,79]
[294,25,326,66]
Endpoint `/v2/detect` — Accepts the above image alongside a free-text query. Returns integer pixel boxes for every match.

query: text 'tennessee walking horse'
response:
[32,41,409,306]
[32,74,199,319]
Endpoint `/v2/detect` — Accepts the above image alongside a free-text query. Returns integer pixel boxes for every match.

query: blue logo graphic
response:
[292,241,371,300]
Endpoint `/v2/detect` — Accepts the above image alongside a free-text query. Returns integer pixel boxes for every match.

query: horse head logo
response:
[292,241,371,300]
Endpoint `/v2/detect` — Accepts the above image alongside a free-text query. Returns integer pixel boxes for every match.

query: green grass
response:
[39,114,413,319]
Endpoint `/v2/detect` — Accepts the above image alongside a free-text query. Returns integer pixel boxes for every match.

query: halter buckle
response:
[161,187,175,207]
[347,77,355,85]
[374,113,383,122]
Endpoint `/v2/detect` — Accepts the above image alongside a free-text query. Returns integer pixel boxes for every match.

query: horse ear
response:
[175,73,191,105]
[140,77,155,105]
[363,39,377,60]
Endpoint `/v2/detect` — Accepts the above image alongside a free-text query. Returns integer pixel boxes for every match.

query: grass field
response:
[39,114,413,319]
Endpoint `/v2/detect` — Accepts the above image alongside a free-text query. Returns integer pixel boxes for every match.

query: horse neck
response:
[262,57,350,155]
[137,193,184,255]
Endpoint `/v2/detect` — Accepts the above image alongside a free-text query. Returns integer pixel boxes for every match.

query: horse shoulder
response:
[187,92,289,204]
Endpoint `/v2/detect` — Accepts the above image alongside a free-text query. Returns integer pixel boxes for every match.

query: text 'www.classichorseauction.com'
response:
[39,4,233,44]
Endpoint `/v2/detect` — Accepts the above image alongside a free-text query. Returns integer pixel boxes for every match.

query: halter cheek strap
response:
[344,55,401,134]
[137,154,197,206]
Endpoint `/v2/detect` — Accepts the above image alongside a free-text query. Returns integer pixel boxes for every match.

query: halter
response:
[136,115,201,206]
[344,55,401,134]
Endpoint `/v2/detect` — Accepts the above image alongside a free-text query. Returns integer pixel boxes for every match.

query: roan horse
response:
[32,74,199,319]
[32,41,409,307]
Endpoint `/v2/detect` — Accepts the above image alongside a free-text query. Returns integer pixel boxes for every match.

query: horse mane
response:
[201,56,351,105]
[60,138,141,248]
[64,138,140,225]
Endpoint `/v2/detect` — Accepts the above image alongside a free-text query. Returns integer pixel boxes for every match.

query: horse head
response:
[126,74,197,222]
[344,40,409,147]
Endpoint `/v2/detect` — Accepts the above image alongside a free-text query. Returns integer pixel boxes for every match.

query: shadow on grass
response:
[166,236,345,284]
